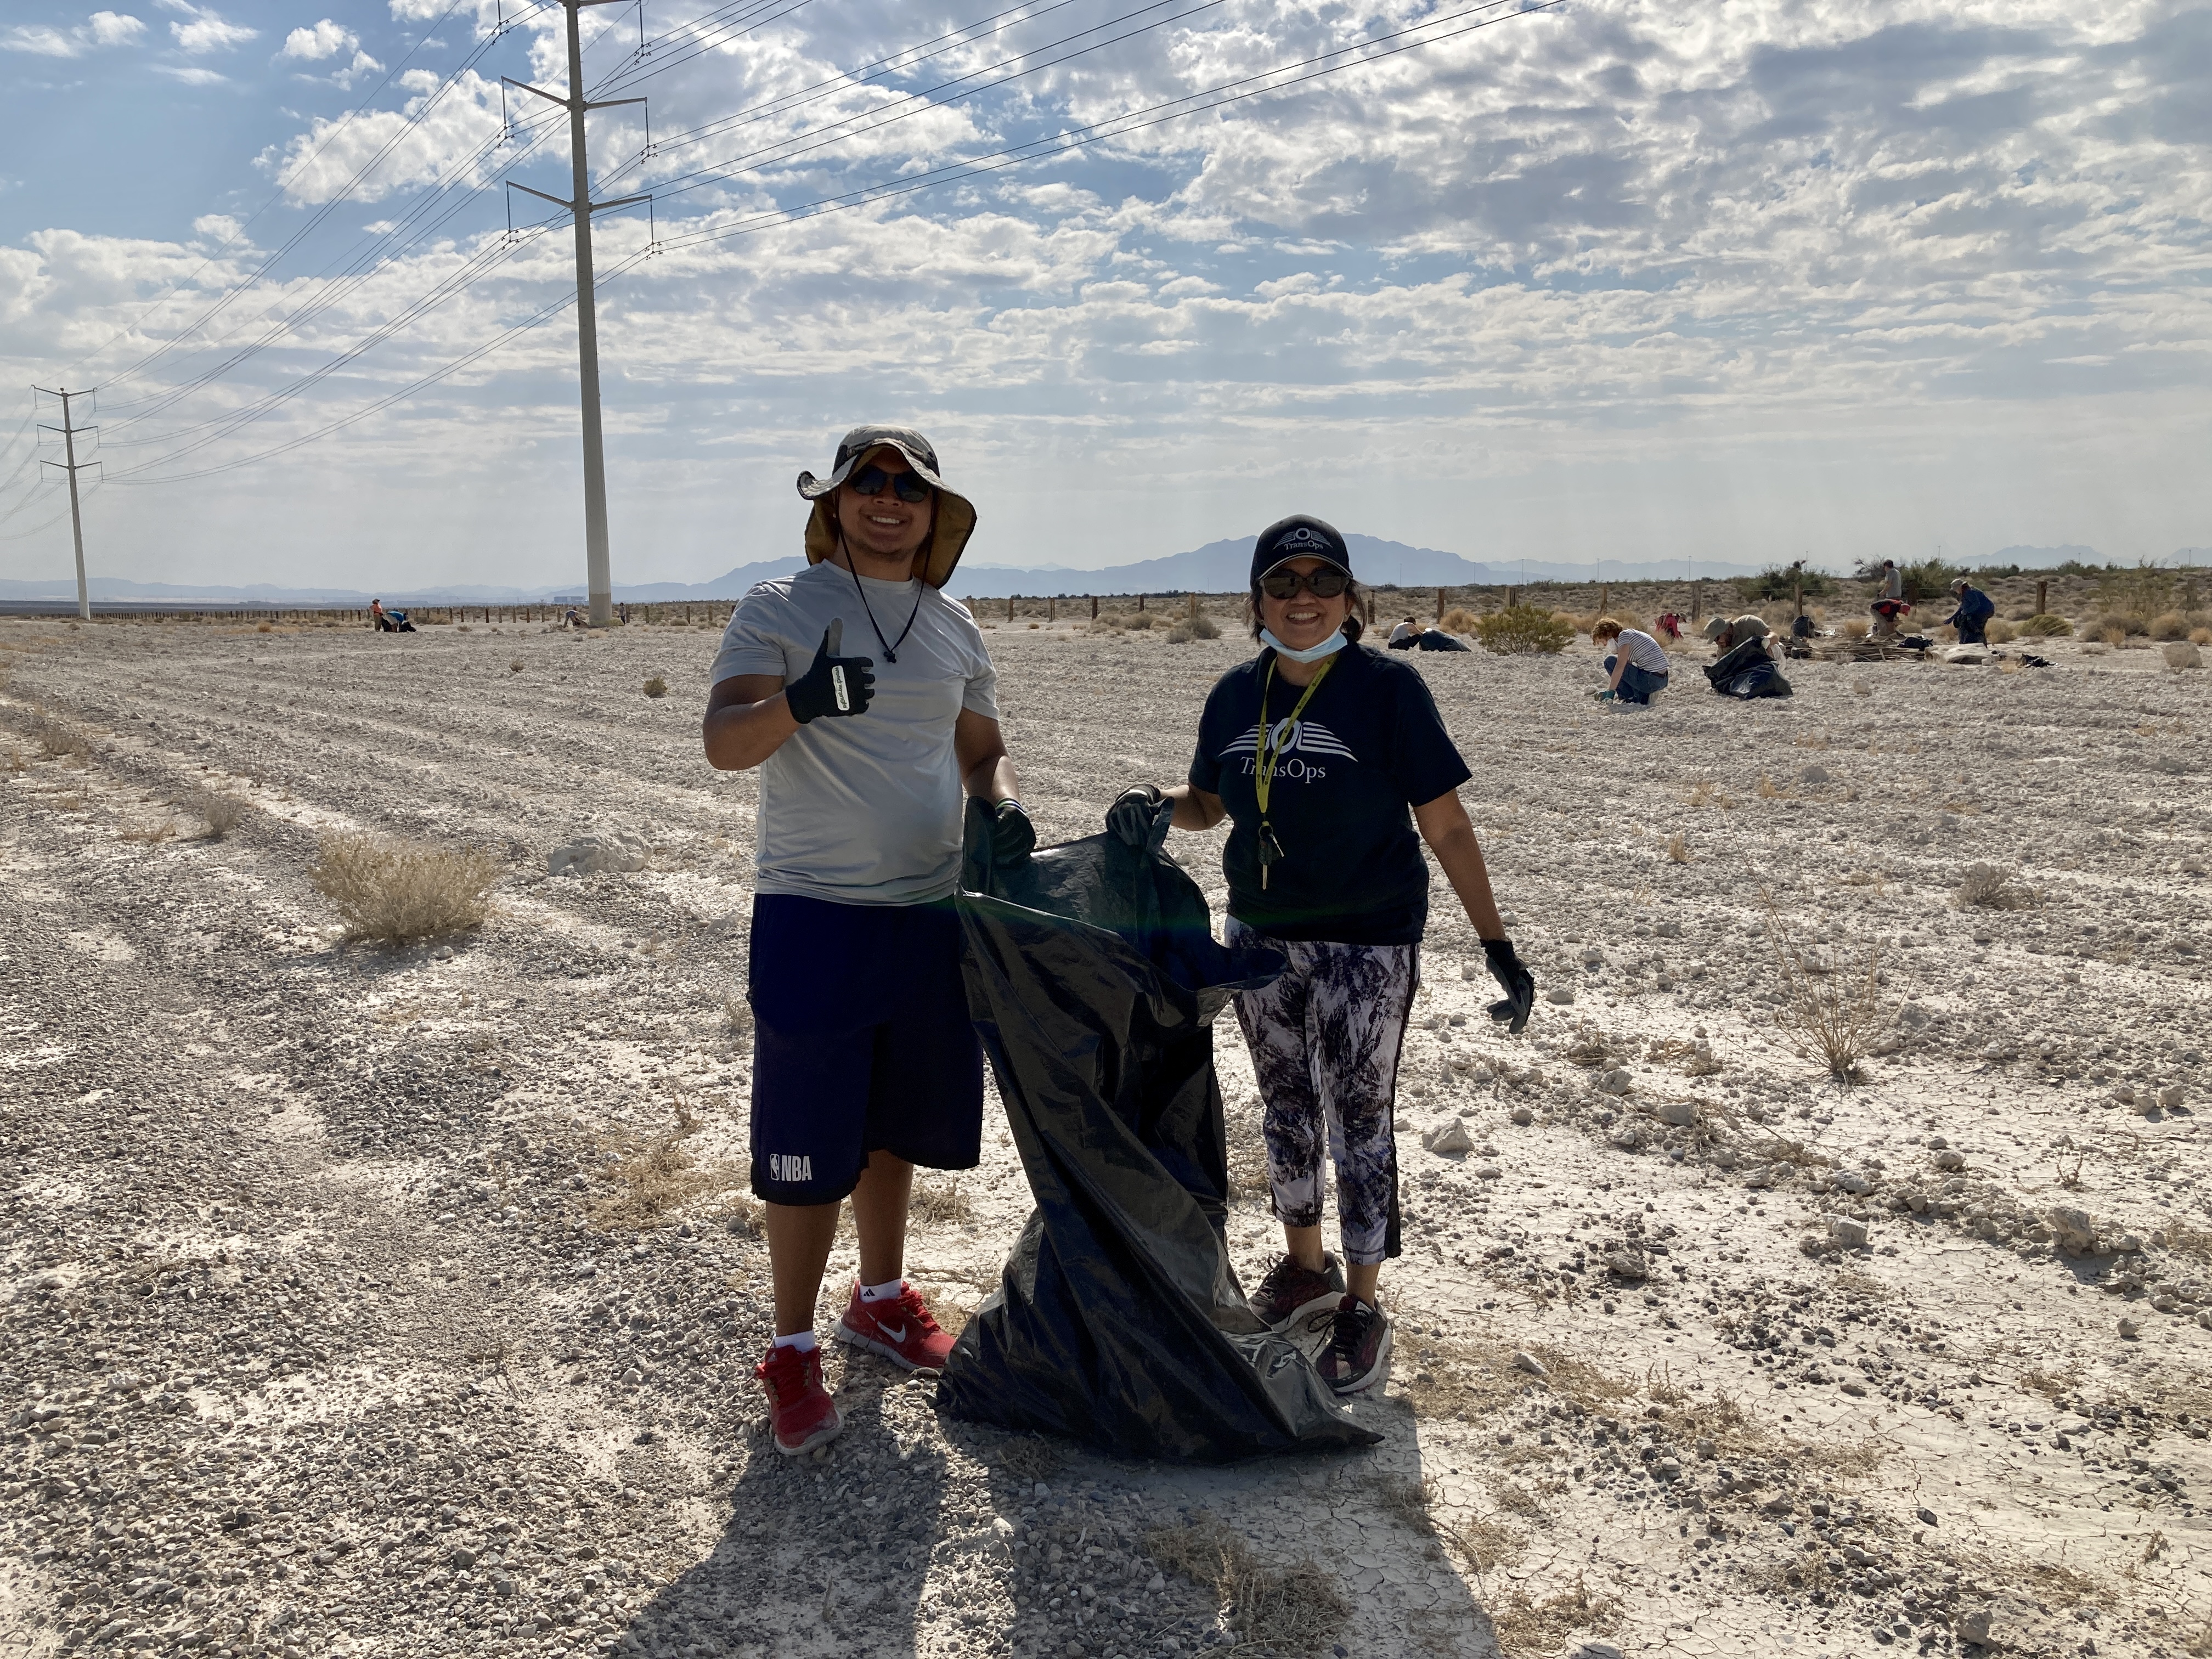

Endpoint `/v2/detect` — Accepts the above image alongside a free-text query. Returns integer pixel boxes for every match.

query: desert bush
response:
[1144,1515,1348,1653]
[642,675,669,698]
[310,830,500,942]
[1189,613,1220,640]
[1839,617,1870,639]
[183,786,249,839]
[2018,612,2073,637]
[1899,556,1969,600]
[1955,862,2032,909]
[1737,565,1836,601]
[2092,621,2131,646]
[2166,642,2204,670]
[29,712,91,761]
[255,622,273,634]
[1764,899,1884,1083]
[2193,627,2212,646]
[1124,612,1157,631]
[1474,605,1574,656]
[509,659,525,673]
[1088,612,1126,633]
[1165,622,1195,644]
[1439,606,1480,633]
[2098,561,2179,620]
[2149,612,2189,640]
[1985,619,2017,644]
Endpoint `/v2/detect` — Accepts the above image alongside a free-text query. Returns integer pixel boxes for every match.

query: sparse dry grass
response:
[2149,612,2190,641]
[28,710,90,762]
[309,828,500,942]
[1763,898,1884,1082]
[1955,861,2034,909]
[720,989,754,1040]
[1447,1515,1526,1573]
[642,674,669,698]
[911,1174,971,1226]
[1665,830,1691,862]
[1489,1574,1622,1658]
[590,1099,744,1230]
[118,817,180,845]
[1144,1514,1350,1655]
[183,786,249,839]
[1165,614,1222,644]
[1985,618,2018,644]
[1840,617,1870,639]
[1686,780,1736,809]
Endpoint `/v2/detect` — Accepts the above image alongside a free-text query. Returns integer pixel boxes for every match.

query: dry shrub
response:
[590,1100,741,1229]
[2093,620,2134,645]
[119,818,180,845]
[1955,861,2032,909]
[1165,614,1221,644]
[1143,1514,1349,1654]
[183,786,249,839]
[1666,831,1690,862]
[509,659,525,673]
[2149,612,2190,640]
[1088,612,1126,633]
[2192,627,2212,647]
[310,829,500,942]
[1125,611,1158,630]
[1985,618,2017,644]
[1763,898,1884,1083]
[642,674,669,698]
[720,990,754,1040]
[1490,1575,1622,1658]
[1475,605,1574,656]
[1448,1515,1525,1573]
[1440,606,1480,633]
[1686,780,1734,809]
[2019,611,2073,637]
[1840,617,1871,639]
[29,711,90,761]
[912,1174,970,1225]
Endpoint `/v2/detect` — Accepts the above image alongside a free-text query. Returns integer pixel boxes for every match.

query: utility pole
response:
[33,385,97,622]
[505,0,649,629]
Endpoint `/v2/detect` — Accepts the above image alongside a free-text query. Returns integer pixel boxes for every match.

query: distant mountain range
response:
[3,538,2192,607]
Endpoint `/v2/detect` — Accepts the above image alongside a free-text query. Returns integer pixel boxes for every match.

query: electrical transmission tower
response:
[505,0,650,631]
[33,385,99,621]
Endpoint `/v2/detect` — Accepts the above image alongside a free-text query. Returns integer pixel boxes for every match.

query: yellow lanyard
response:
[1253,653,1334,887]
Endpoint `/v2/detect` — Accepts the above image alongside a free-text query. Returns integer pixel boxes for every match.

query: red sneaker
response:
[754,1342,843,1456]
[834,1281,956,1374]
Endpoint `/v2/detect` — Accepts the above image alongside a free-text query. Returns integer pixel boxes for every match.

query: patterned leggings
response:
[1226,919,1419,1266]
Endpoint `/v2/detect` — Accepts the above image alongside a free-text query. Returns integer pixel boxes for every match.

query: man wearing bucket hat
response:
[702,425,1032,1455]
[1105,514,1537,1397]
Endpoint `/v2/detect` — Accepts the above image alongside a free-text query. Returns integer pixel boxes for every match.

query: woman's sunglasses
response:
[1259,565,1352,600]
[848,464,933,504]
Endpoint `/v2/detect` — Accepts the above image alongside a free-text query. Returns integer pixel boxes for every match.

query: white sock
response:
[859,1278,905,1304]
[772,1331,817,1353]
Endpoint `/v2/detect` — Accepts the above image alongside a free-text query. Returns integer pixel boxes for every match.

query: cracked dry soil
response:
[1,611,2208,1659]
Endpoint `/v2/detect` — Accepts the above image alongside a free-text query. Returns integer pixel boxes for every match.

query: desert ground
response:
[1,603,2207,1659]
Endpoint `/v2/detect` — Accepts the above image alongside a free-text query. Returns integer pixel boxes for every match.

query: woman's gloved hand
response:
[783,622,875,724]
[988,798,1036,863]
[1483,938,1537,1034]
[1105,785,1170,851]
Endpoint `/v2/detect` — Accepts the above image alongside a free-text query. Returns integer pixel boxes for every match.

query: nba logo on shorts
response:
[768,1153,814,1183]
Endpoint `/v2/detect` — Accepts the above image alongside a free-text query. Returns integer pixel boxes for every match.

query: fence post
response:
[1137,594,1146,612]
[1048,595,1057,623]
[1007,595,1015,622]
[1505,586,1515,611]
[1090,595,1098,619]
[1691,581,1703,623]
[1598,583,1609,618]
[2035,579,2047,617]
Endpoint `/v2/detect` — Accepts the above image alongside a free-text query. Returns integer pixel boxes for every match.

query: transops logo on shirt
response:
[1217,718,1359,782]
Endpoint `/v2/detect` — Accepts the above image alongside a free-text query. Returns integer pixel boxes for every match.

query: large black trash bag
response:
[937,799,1380,1462]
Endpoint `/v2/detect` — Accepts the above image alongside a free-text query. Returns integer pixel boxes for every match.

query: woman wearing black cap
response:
[1107,514,1537,1396]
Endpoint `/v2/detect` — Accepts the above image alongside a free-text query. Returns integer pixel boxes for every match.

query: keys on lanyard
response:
[1257,823,1284,889]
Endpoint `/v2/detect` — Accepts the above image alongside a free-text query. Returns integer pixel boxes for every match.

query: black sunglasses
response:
[1259,565,1352,600]
[847,464,932,505]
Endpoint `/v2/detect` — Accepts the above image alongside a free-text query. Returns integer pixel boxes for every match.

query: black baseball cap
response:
[1251,514,1352,586]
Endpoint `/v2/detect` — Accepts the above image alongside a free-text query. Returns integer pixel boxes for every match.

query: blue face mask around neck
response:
[1260,627,1348,664]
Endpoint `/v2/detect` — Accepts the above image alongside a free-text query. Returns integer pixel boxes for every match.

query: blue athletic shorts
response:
[746,893,984,1205]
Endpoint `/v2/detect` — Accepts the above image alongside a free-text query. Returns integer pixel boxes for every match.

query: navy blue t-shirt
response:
[1188,644,1472,946]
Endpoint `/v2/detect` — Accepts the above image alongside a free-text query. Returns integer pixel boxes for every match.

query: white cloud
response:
[1,10,146,57]
[388,0,449,18]
[166,2,256,53]
[280,18,355,60]
[152,62,225,83]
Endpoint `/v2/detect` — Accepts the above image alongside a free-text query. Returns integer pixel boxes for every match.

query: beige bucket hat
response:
[797,425,978,590]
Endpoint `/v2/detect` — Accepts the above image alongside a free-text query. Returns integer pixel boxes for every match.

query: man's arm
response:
[1412,789,1505,941]
[703,674,800,772]
[1164,783,1226,831]
[955,707,1018,802]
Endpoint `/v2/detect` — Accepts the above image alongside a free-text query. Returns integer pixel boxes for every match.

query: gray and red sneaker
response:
[754,1342,843,1456]
[1248,1252,1347,1331]
[835,1280,956,1374]
[1316,1295,1393,1397]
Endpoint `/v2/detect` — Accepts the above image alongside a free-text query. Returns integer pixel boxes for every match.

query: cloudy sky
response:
[2,0,2207,591]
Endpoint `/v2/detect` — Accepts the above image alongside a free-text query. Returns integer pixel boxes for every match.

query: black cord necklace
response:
[840,535,925,664]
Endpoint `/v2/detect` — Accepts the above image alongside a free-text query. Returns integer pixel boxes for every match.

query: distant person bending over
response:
[1701,613,1771,655]
[1104,514,1537,1398]
[1591,617,1669,704]
[1654,610,1684,645]
[701,425,1031,1456]
[1944,579,1995,646]
[1387,616,1421,650]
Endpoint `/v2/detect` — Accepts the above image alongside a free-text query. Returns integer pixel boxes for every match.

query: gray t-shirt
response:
[710,561,999,905]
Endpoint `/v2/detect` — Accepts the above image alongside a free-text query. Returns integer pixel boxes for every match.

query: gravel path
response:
[2,612,2207,1659]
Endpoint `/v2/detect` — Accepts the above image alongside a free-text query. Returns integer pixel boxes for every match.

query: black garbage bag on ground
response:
[937,799,1380,1463]
[1704,637,1792,698]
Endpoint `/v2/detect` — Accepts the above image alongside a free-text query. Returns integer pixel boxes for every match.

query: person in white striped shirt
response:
[1592,617,1672,704]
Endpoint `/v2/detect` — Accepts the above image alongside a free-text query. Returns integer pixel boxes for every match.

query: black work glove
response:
[783,621,875,725]
[1483,937,1537,1035]
[1105,785,1171,853]
[988,799,1035,864]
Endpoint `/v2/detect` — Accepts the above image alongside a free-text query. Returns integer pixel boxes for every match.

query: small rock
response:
[1604,1248,1649,1280]
[1509,1104,1534,1126]
[1546,986,1576,1006]
[1423,1121,1475,1157]
[1513,1350,1549,1377]
[1654,1100,1697,1128]
[2046,1207,2097,1254]
[547,831,649,877]
[2159,1084,2185,1108]
[1932,1148,1966,1171]
[1828,1217,1870,1250]
[1146,1572,1166,1592]
[2112,1083,2136,1105]
[1475,1165,1502,1181]
[1595,1068,1632,1096]
[1571,1643,1627,1659]
[1799,764,1830,785]
[2117,1318,2141,1339]
[1917,1506,1938,1527]
[1829,1170,1872,1195]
